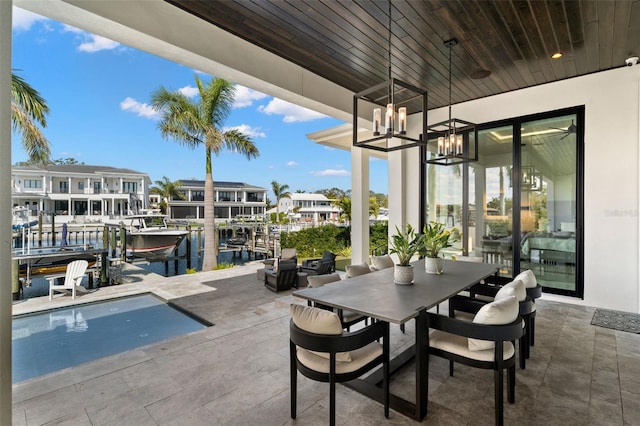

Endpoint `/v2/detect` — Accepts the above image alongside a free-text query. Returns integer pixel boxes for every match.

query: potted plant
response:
[389,224,420,285]
[418,222,461,274]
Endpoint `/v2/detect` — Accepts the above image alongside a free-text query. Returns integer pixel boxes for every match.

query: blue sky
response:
[10,7,389,200]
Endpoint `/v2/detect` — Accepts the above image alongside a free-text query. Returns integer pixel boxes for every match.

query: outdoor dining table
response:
[293,258,500,421]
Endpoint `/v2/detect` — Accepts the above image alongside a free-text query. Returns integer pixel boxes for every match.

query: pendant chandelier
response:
[353,1,427,152]
[424,39,477,165]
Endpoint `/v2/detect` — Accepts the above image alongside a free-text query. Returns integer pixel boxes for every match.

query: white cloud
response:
[310,169,350,177]
[287,161,298,167]
[12,7,48,31]
[62,24,120,52]
[178,85,199,98]
[120,97,159,119]
[233,85,268,108]
[223,124,266,138]
[258,98,327,123]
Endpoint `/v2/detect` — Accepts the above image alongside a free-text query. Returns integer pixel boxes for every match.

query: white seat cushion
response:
[469,296,518,351]
[297,342,382,374]
[430,329,515,362]
[495,279,526,302]
[345,263,372,278]
[370,254,394,271]
[290,304,351,362]
[514,269,537,288]
[307,273,341,288]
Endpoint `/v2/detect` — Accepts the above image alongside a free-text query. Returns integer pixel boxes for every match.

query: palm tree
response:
[11,72,51,164]
[271,180,290,223]
[334,196,351,225]
[151,76,259,270]
[149,176,184,217]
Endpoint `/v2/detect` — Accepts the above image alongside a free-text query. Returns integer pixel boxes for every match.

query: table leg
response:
[415,309,428,420]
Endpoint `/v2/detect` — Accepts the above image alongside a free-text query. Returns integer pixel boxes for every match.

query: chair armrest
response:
[427,311,523,342]
[44,273,66,283]
[264,269,277,278]
[302,258,321,267]
[290,319,389,353]
[448,294,486,317]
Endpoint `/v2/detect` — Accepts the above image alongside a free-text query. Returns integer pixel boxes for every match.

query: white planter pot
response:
[425,257,443,274]
[394,264,414,285]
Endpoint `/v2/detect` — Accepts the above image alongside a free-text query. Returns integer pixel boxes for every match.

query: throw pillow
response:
[307,273,341,288]
[345,263,372,278]
[514,269,537,288]
[370,254,394,271]
[495,279,526,302]
[468,296,518,351]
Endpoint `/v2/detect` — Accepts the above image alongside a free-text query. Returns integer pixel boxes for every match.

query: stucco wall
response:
[421,66,640,312]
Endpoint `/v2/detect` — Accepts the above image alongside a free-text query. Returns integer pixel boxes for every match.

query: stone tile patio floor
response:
[11,262,640,425]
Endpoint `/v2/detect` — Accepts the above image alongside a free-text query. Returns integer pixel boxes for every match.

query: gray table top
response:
[293,259,500,324]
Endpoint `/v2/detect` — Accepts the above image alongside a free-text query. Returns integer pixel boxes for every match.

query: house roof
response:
[12,164,147,176]
[177,180,266,190]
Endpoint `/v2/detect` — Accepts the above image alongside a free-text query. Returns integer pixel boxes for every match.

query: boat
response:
[226,233,247,247]
[12,206,38,232]
[12,245,102,281]
[109,214,188,262]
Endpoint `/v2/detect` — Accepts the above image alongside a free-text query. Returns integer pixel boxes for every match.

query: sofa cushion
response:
[469,296,518,351]
[495,279,526,302]
[370,254,394,271]
[290,304,351,362]
[345,263,371,278]
[307,273,341,288]
[514,269,537,288]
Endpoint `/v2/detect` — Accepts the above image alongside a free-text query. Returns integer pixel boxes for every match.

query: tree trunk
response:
[202,172,217,270]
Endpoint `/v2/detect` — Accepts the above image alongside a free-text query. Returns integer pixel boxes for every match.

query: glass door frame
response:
[421,105,584,298]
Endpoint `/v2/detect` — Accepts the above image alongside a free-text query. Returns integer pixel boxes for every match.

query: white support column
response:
[0,1,12,420]
[351,147,369,264]
[388,147,421,257]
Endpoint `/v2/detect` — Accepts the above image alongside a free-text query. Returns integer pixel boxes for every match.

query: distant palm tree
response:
[151,76,258,270]
[334,196,351,225]
[271,180,290,223]
[11,72,51,164]
[150,176,184,218]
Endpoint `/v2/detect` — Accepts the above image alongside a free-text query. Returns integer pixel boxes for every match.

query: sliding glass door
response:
[519,113,580,295]
[424,107,583,297]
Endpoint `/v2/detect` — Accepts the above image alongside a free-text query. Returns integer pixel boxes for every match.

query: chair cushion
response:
[307,273,341,288]
[345,263,371,278]
[340,310,365,323]
[469,296,518,351]
[515,269,537,288]
[370,254,394,271]
[290,304,351,362]
[281,248,297,260]
[494,279,526,302]
[430,329,515,362]
[296,342,382,374]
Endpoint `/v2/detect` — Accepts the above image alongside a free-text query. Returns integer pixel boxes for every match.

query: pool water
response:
[12,294,208,383]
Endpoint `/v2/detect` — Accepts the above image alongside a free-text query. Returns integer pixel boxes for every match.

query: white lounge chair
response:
[47,260,90,300]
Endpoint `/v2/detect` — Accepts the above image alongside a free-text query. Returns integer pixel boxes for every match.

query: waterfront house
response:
[11,164,151,223]
[278,192,341,224]
[166,179,267,222]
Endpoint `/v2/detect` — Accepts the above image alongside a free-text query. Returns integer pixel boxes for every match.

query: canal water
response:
[15,235,264,300]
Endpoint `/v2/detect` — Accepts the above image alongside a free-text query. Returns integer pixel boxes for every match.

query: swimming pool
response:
[12,294,209,383]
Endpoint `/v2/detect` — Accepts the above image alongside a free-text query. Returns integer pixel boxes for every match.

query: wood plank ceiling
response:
[167,0,640,110]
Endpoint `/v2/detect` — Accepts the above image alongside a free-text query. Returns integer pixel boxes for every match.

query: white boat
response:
[109,214,188,261]
[12,206,38,232]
